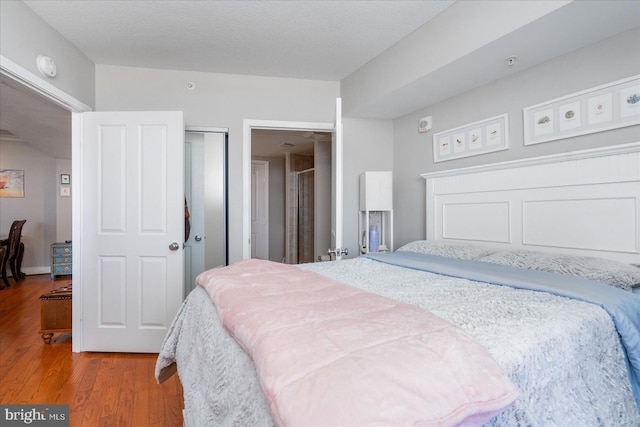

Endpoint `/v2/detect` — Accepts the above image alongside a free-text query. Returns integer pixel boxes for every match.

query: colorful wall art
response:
[0,169,25,198]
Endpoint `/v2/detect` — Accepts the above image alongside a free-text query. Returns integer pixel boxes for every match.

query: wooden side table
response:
[39,285,72,344]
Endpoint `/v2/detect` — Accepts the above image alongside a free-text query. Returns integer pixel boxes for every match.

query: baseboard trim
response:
[23,266,51,275]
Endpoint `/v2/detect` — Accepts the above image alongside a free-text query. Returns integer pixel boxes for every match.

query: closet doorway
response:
[184,129,228,295]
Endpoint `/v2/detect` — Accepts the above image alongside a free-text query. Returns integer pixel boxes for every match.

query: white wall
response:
[392,29,640,248]
[0,0,95,108]
[341,0,569,118]
[56,158,72,241]
[95,64,341,262]
[342,118,394,257]
[94,64,397,261]
[0,2,77,275]
[0,140,60,273]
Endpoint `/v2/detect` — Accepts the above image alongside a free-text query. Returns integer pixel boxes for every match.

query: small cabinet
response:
[359,171,393,254]
[51,242,72,278]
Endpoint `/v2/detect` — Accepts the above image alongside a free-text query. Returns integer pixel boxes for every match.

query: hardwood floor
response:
[0,275,184,426]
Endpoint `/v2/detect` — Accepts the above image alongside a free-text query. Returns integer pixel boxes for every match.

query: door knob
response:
[169,242,180,251]
[194,235,202,242]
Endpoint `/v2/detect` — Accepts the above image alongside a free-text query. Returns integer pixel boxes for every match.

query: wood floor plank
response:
[0,345,35,401]
[132,356,151,426]
[65,357,100,427]
[0,275,184,426]
[114,357,136,427]
[148,358,166,426]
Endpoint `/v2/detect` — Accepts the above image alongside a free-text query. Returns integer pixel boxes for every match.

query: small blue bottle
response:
[369,225,379,253]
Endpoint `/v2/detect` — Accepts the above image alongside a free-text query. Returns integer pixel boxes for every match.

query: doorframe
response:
[0,56,92,112]
[242,119,333,259]
[1,55,92,353]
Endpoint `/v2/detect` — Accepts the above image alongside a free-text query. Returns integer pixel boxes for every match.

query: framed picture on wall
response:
[523,75,640,145]
[432,114,509,163]
[0,169,25,198]
[61,173,71,184]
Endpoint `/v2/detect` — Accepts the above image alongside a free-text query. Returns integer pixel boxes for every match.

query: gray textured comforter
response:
[156,257,640,426]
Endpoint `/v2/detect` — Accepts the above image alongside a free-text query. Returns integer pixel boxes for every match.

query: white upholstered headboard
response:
[421,142,640,264]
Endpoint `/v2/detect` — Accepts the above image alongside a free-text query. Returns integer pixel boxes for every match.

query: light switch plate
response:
[418,116,432,133]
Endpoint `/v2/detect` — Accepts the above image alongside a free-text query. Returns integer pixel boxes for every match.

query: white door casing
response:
[330,98,345,260]
[251,160,269,259]
[77,111,184,353]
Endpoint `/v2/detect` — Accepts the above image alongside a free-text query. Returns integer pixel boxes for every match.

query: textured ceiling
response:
[4,0,455,159]
[4,1,639,160]
[22,0,455,81]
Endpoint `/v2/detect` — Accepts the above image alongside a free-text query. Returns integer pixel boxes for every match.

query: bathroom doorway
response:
[251,129,331,264]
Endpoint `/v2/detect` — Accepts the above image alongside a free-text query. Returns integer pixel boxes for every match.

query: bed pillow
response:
[396,240,497,260]
[478,250,640,292]
[633,265,640,290]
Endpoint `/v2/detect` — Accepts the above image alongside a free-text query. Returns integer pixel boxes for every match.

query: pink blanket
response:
[197,259,518,426]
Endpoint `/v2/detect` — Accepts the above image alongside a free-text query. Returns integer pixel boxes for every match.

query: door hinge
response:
[327,247,348,259]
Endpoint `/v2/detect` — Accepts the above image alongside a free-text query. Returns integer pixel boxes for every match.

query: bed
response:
[156,142,640,426]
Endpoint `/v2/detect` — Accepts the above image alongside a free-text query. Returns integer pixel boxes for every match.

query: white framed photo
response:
[524,75,640,145]
[433,114,509,163]
[558,101,581,132]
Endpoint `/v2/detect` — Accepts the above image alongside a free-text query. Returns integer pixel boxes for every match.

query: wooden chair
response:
[0,246,5,289]
[1,219,26,289]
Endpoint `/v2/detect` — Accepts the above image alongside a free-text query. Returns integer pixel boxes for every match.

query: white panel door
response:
[79,111,184,352]
[330,98,346,259]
